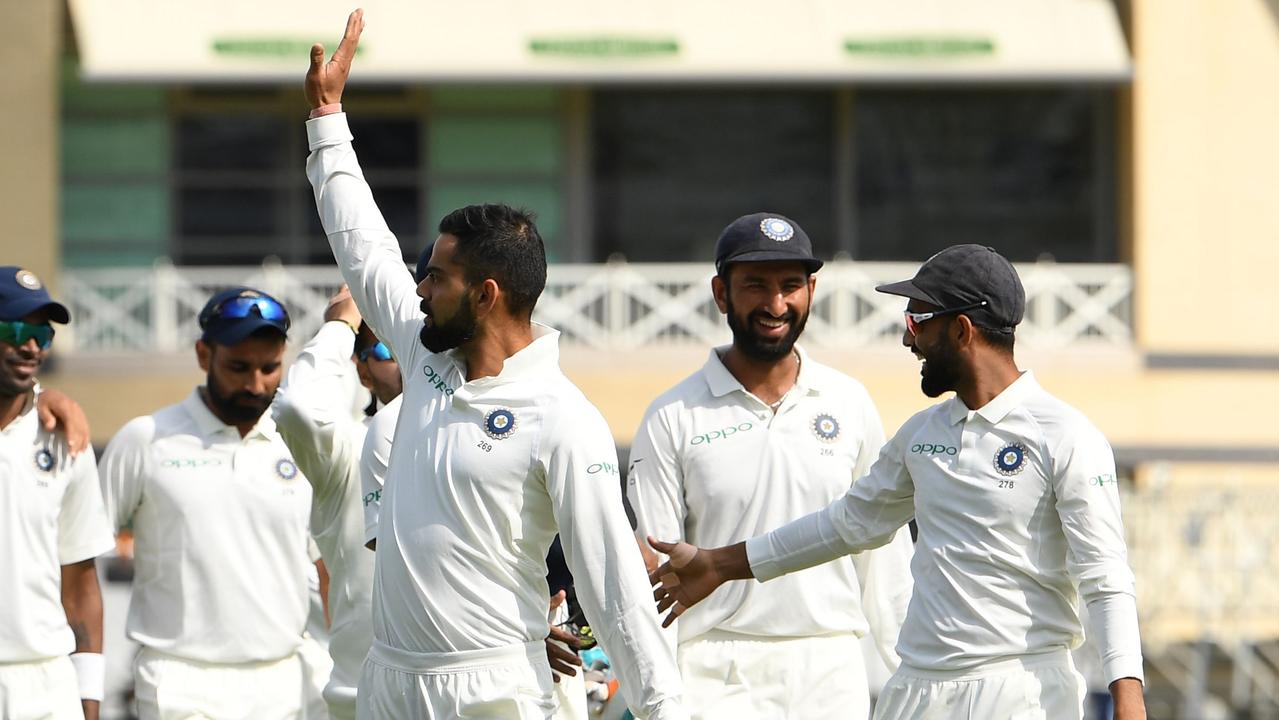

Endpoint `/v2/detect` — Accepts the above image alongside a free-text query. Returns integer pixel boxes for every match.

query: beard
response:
[724,294,808,363]
[919,335,963,398]
[205,371,272,424]
[419,298,477,353]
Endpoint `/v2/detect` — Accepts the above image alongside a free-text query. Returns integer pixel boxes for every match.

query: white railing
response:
[59,259,1133,354]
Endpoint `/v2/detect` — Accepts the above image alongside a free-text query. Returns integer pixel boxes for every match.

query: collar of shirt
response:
[700,344,819,405]
[181,387,278,442]
[450,323,561,403]
[946,370,1039,426]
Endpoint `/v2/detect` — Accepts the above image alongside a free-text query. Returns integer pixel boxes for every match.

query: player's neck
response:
[0,389,30,430]
[458,318,535,383]
[720,345,800,407]
[954,355,1022,412]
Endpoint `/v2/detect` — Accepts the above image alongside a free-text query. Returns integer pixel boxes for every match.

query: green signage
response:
[529,37,679,58]
[212,38,365,59]
[844,37,994,58]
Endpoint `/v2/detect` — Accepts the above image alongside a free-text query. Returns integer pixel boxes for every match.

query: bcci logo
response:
[994,443,1027,476]
[484,408,518,440]
[811,413,840,443]
[759,217,794,242]
[33,448,54,473]
[275,458,298,481]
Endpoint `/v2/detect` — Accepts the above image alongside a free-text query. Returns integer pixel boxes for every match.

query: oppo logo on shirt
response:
[690,422,754,446]
[587,462,618,476]
[363,489,382,507]
[161,458,224,468]
[910,443,958,456]
[422,363,456,396]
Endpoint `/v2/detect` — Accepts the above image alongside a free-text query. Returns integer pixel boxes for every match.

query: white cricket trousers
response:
[133,647,306,720]
[358,639,556,719]
[873,649,1085,720]
[678,632,870,720]
[0,656,83,720]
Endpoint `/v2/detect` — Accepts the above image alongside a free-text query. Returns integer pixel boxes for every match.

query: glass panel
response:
[348,117,420,170]
[430,116,561,174]
[592,90,835,263]
[62,118,169,176]
[179,186,278,237]
[62,183,169,243]
[177,115,289,171]
[854,89,1116,262]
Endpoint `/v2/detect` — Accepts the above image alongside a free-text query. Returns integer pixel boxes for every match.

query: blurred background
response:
[2,0,1278,718]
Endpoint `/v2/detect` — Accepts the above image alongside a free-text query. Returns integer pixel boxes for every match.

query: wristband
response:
[309,103,343,119]
[331,319,358,335]
[70,652,105,702]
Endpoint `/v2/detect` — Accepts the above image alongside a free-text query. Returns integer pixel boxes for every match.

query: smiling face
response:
[0,310,52,398]
[416,234,479,353]
[714,261,814,363]
[904,299,964,398]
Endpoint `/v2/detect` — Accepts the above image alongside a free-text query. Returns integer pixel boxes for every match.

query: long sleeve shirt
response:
[306,112,685,720]
[746,372,1144,685]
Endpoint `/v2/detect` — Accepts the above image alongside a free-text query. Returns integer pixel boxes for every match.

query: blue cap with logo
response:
[198,287,290,346]
[714,212,823,275]
[0,267,70,323]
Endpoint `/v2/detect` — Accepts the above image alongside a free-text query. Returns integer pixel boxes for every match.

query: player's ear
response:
[196,340,213,372]
[712,273,729,314]
[475,278,501,318]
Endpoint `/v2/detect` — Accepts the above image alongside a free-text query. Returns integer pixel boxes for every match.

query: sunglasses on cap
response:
[199,294,290,331]
[358,341,393,363]
[0,320,54,350]
[904,301,987,336]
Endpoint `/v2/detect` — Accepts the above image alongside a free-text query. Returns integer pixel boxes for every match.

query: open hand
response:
[305,9,365,108]
[648,536,726,627]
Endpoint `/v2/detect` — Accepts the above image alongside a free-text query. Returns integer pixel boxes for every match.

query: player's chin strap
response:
[70,652,105,702]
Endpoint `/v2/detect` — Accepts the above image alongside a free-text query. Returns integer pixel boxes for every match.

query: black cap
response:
[714,213,823,275]
[198,287,290,346]
[0,266,70,323]
[876,244,1025,332]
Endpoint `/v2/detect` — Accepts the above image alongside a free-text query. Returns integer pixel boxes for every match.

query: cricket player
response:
[274,286,401,719]
[627,214,914,719]
[99,287,320,719]
[0,267,114,720]
[650,245,1147,720]
[305,12,684,719]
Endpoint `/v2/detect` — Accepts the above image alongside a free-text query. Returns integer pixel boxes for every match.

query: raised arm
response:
[304,10,423,360]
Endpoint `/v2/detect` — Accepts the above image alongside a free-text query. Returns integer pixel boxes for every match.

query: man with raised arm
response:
[650,245,1147,720]
[304,11,684,720]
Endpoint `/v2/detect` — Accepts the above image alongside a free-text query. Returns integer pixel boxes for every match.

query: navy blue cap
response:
[0,267,70,323]
[415,242,435,283]
[876,244,1025,332]
[198,287,290,346]
[714,213,823,275]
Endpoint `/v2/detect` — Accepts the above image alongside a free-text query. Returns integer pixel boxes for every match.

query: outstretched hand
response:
[305,8,365,109]
[647,536,730,628]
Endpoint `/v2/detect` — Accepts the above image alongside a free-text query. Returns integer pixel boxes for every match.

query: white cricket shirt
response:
[307,112,685,720]
[0,392,114,662]
[273,320,376,706]
[358,394,401,547]
[99,389,315,663]
[746,372,1144,685]
[628,347,913,666]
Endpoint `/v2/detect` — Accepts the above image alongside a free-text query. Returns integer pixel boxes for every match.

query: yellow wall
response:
[1133,0,1279,355]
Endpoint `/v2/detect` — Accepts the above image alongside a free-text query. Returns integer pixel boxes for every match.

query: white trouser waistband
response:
[898,648,1074,681]
[368,639,545,675]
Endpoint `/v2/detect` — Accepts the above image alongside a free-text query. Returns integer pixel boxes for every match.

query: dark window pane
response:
[854,89,1116,262]
[348,117,420,170]
[178,115,289,171]
[179,186,277,237]
[593,90,834,263]
[304,183,420,259]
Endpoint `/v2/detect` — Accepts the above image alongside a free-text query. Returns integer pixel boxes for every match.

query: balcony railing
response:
[60,260,1133,354]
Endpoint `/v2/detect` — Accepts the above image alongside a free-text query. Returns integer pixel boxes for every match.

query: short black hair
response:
[438,204,547,318]
[975,325,1016,355]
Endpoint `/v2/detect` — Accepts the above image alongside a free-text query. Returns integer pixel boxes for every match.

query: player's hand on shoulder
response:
[305,8,365,109]
[324,284,362,329]
[36,388,90,456]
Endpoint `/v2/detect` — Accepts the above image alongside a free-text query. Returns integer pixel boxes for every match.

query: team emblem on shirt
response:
[994,442,1027,476]
[759,217,794,243]
[275,458,299,481]
[484,408,518,440]
[811,413,841,443]
[33,447,54,472]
